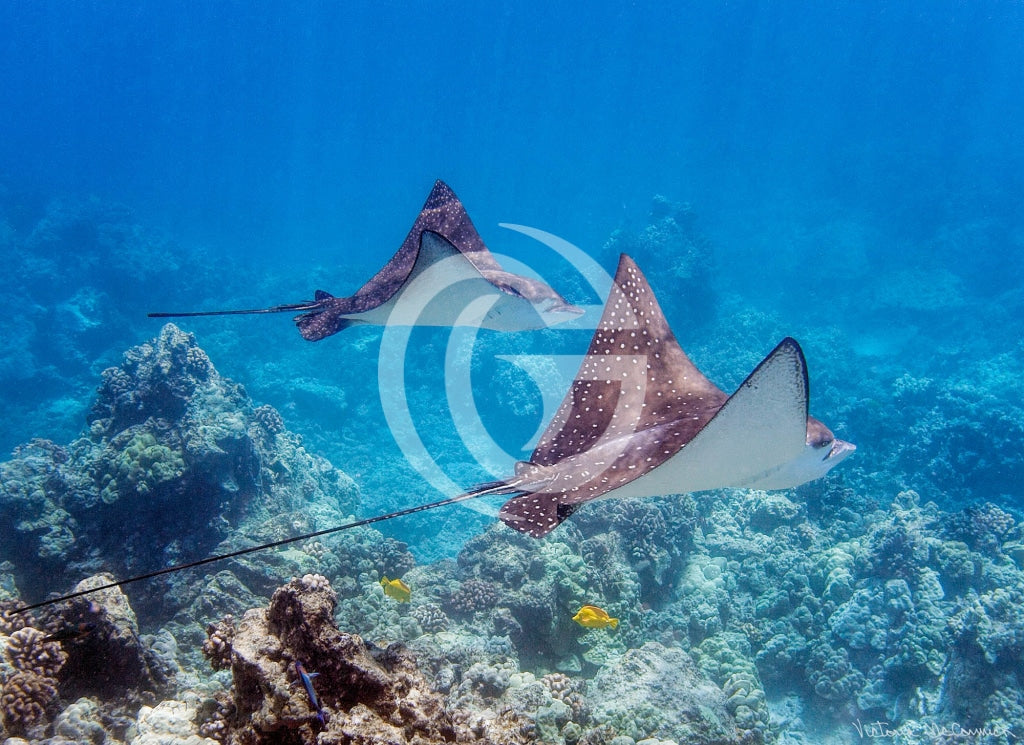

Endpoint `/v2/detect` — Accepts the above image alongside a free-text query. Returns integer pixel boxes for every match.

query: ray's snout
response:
[828,438,856,462]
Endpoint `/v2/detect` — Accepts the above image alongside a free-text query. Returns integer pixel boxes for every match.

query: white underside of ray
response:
[596,341,811,499]
[347,232,556,330]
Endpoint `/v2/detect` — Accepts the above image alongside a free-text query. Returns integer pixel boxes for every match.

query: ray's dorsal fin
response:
[344,181,504,312]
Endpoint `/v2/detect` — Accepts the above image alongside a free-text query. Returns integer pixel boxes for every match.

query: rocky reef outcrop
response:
[0,577,177,741]
[0,324,360,624]
[200,574,529,744]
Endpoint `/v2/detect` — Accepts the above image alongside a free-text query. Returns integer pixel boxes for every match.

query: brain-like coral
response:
[0,669,58,731]
[4,626,67,677]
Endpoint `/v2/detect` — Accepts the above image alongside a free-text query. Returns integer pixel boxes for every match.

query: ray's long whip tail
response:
[11,482,516,615]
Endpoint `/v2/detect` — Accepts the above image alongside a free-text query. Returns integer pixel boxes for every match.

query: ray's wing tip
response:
[778,336,803,355]
[497,508,554,539]
[425,179,459,208]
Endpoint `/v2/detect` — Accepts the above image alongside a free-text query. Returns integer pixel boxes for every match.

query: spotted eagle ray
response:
[149,180,582,339]
[15,254,853,613]
[467,253,856,536]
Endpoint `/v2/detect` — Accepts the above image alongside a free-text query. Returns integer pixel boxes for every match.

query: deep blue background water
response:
[4,2,1021,258]
[2,1,1023,552]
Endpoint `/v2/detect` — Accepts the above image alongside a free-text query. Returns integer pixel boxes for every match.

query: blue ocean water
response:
[1,2,1024,744]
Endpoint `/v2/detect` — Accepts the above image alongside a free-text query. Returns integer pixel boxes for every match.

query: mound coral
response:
[588,643,743,743]
[0,622,67,735]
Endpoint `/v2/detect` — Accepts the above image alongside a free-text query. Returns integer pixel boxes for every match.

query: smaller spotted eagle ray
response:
[14,254,853,614]
[149,180,581,339]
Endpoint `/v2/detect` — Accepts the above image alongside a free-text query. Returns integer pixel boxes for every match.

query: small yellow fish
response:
[380,576,411,603]
[572,605,618,629]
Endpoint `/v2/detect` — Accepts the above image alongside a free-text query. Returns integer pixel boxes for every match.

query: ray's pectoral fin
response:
[668,337,811,491]
[498,493,582,538]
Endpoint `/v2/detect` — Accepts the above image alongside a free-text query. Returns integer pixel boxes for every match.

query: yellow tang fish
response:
[380,576,411,603]
[572,605,618,629]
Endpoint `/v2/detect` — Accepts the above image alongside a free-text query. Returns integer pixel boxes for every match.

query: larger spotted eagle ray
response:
[149,180,582,337]
[15,254,853,613]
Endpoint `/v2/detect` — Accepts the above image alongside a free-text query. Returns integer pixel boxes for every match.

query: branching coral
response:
[0,600,34,635]
[202,615,236,672]
[0,622,67,734]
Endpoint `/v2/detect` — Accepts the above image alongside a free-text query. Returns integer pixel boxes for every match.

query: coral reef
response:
[132,695,219,745]
[588,642,744,743]
[1,246,1023,745]
[0,324,360,626]
[201,575,529,744]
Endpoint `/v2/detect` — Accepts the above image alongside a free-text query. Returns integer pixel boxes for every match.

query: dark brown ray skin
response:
[494,254,728,536]
[491,255,823,538]
[149,180,578,341]
[295,180,576,340]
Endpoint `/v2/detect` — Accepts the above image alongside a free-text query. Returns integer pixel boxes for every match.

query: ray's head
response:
[798,415,856,480]
[750,416,854,491]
